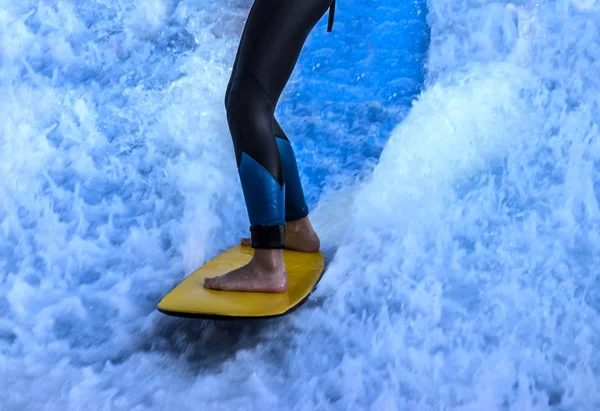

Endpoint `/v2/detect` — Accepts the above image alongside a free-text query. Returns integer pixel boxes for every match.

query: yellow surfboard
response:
[157,244,325,319]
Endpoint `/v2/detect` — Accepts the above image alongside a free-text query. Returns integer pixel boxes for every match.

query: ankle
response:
[252,248,285,270]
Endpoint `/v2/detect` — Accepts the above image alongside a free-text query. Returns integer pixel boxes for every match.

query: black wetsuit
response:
[225,0,336,249]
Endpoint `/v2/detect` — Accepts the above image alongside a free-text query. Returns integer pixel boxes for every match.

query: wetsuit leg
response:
[272,118,309,222]
[224,0,333,249]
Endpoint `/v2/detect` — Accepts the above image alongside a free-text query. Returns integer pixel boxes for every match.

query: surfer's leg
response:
[205,0,331,292]
[240,117,320,252]
[225,1,322,253]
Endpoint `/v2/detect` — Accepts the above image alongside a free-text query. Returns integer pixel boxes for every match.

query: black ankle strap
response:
[327,0,335,32]
[250,224,285,249]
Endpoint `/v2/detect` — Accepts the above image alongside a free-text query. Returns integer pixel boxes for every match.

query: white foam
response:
[1,0,599,409]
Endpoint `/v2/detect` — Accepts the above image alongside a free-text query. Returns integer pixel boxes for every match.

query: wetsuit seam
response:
[248,72,276,109]
[228,72,275,109]
[241,152,284,189]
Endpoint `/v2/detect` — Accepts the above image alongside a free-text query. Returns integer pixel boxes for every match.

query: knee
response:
[225,77,273,122]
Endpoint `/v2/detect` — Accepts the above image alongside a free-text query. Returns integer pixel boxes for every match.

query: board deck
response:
[157,244,325,319]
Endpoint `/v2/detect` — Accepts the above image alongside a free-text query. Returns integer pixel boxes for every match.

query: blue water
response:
[279,0,429,204]
[1,0,600,410]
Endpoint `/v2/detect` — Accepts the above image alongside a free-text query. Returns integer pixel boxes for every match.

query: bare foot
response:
[241,216,320,253]
[203,249,288,293]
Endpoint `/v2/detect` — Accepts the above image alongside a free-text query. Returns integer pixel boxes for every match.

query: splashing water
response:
[1,0,599,409]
